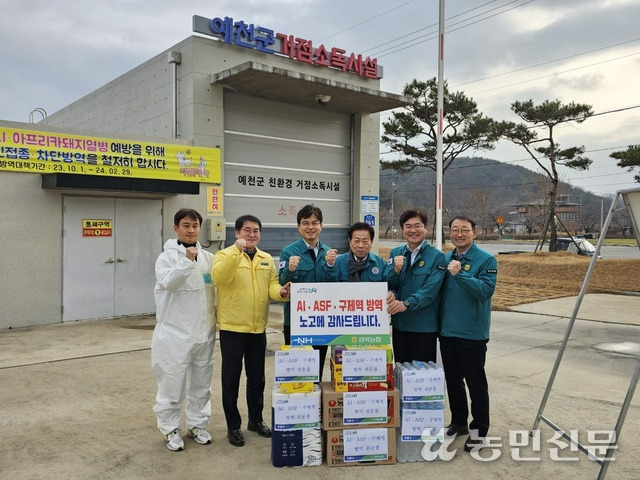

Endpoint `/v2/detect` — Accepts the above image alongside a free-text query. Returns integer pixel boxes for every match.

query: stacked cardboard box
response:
[395,361,446,462]
[325,428,397,467]
[271,346,322,467]
[276,345,315,394]
[322,344,398,467]
[330,344,394,392]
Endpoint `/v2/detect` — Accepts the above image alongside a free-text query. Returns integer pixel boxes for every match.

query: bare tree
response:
[578,205,599,234]
[611,209,633,237]
[464,189,495,235]
[504,100,593,251]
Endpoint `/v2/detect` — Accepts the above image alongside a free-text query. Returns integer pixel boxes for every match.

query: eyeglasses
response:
[300,221,321,227]
[450,228,473,235]
[241,228,261,235]
[403,223,425,231]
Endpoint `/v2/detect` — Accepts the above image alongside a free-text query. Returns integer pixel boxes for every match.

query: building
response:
[509,194,581,234]
[0,14,410,328]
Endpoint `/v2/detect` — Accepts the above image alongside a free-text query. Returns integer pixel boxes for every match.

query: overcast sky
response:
[2,0,639,197]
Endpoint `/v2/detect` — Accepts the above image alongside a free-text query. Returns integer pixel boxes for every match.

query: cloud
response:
[2,0,639,193]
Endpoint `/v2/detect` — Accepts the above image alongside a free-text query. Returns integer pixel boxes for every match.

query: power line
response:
[469,50,640,95]
[362,0,503,54]
[385,174,638,195]
[372,0,536,58]
[319,0,417,43]
[453,36,640,88]
[379,104,640,168]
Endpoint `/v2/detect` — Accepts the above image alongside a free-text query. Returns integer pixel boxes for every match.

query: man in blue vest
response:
[334,222,386,282]
[385,209,447,363]
[279,204,337,380]
[439,215,497,453]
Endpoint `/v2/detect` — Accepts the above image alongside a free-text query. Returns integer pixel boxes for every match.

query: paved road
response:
[379,240,640,259]
[1,297,639,479]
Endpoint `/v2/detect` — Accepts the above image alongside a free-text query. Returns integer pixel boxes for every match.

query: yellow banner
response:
[0,127,221,183]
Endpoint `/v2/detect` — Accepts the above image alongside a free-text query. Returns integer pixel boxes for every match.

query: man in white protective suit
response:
[151,208,216,451]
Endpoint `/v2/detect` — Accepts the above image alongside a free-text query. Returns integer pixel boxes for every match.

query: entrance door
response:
[62,197,162,321]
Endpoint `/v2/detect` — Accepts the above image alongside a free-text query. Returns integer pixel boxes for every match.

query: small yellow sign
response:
[82,219,113,237]
[495,214,505,224]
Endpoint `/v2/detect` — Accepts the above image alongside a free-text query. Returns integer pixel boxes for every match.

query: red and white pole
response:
[435,0,445,249]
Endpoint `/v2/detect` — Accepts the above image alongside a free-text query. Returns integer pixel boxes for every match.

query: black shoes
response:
[227,422,271,446]
[447,423,485,452]
[227,429,245,447]
[247,421,272,438]
[464,436,486,452]
[446,423,470,437]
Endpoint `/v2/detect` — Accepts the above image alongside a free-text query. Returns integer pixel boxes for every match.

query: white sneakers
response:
[165,427,211,451]
[187,426,212,445]
[165,429,184,451]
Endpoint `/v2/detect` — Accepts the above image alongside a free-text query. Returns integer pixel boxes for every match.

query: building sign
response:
[0,127,221,183]
[237,173,341,193]
[364,214,375,227]
[207,185,223,216]
[360,195,379,214]
[226,164,347,199]
[290,282,390,346]
[82,219,113,237]
[193,15,380,79]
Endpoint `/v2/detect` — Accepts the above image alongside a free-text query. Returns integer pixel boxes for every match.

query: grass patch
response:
[598,237,638,246]
[377,247,640,311]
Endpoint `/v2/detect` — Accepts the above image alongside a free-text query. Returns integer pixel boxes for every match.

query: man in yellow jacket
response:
[213,214,290,447]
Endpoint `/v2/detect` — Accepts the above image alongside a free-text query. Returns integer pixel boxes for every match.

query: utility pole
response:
[390,177,396,236]
[435,0,445,249]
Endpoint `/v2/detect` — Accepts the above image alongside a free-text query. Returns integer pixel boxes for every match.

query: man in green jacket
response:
[278,204,337,380]
[439,215,497,453]
[334,222,386,282]
[384,209,447,363]
[213,214,290,447]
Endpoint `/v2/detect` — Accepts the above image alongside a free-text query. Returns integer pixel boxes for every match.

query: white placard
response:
[290,282,389,346]
[274,349,319,382]
[273,394,320,430]
[342,391,388,425]
[341,349,387,381]
[343,428,388,462]
[400,407,445,442]
[400,368,445,402]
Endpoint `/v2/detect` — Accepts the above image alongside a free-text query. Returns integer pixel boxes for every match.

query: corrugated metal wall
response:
[223,91,351,254]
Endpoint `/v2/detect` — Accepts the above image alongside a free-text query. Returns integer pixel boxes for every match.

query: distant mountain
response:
[379,156,608,232]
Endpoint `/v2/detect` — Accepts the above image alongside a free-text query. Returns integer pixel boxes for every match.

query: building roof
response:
[210,61,412,114]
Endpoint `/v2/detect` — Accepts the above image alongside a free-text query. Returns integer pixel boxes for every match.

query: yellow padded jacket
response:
[213,245,287,333]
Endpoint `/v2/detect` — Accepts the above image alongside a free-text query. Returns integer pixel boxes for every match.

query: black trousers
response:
[283,325,328,382]
[219,330,266,431]
[439,335,490,437]
[392,328,438,364]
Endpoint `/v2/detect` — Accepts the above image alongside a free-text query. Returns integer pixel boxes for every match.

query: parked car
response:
[556,237,601,258]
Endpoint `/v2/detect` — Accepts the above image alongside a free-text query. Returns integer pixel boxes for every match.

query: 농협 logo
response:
[296,287,317,294]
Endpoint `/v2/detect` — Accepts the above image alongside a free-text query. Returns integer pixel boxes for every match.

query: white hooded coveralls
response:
[151,239,216,434]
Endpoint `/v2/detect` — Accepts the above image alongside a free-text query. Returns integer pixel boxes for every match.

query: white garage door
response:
[223,91,351,252]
